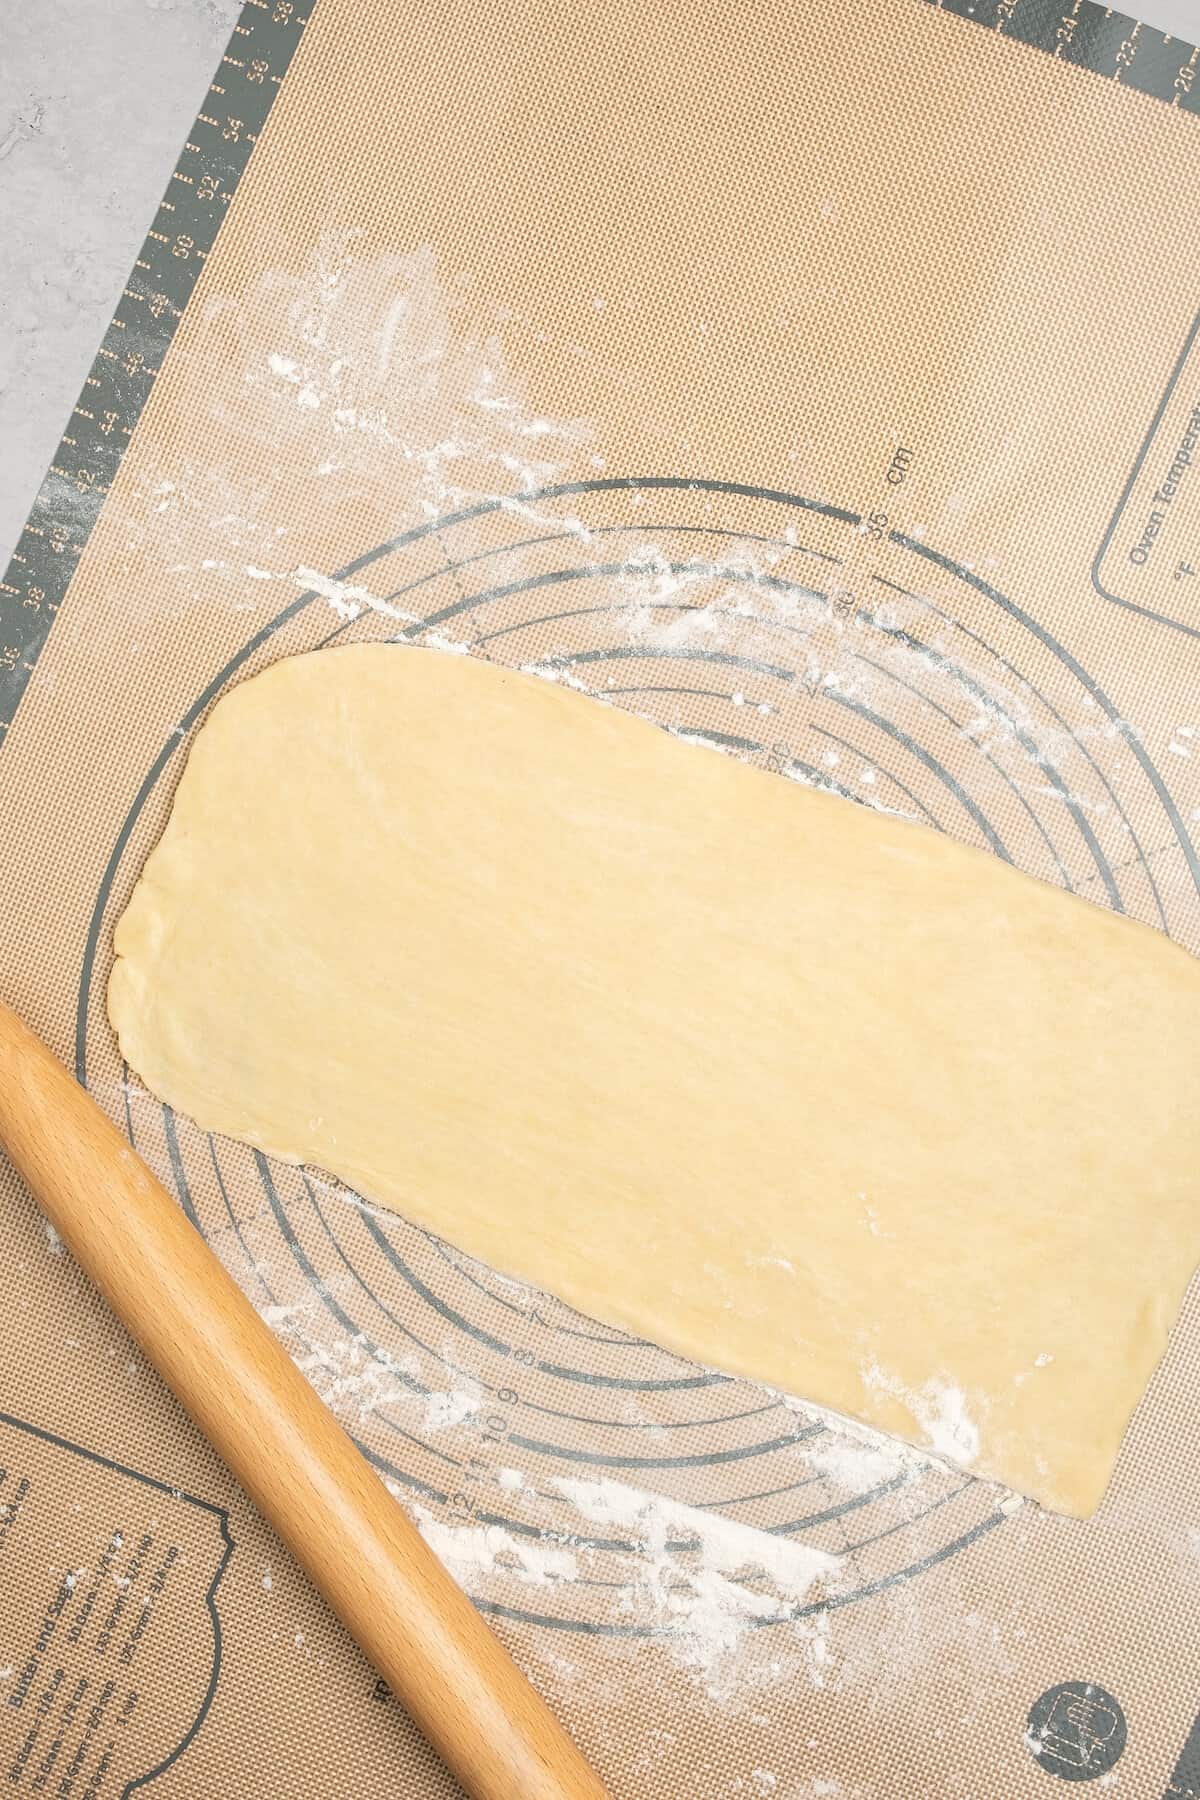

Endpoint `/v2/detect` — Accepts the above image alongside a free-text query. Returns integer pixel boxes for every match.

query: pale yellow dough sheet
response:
[109,645,1200,1516]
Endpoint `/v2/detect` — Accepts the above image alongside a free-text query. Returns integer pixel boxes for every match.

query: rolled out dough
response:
[109,644,1200,1515]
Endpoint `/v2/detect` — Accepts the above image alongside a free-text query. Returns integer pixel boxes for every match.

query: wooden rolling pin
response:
[0,1000,610,1800]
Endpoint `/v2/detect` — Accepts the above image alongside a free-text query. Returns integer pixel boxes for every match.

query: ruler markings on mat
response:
[0,0,1196,751]
[0,0,311,748]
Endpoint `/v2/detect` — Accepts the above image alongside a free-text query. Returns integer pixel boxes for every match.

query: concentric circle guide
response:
[74,476,1194,1637]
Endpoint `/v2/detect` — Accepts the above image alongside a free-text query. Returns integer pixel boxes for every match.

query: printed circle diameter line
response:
[506,633,1015,858]
[81,472,846,1080]
[161,1105,202,1230]
[849,650,1077,891]
[149,1119,457,1496]
[449,1503,730,1562]
[205,1127,287,1312]
[300,1167,771,1435]
[503,1426,825,1473]
[889,532,1198,902]
[468,1507,1009,1640]
[783,758,881,810]
[148,1102,1000,1621]
[411,530,1103,909]
[839,1478,977,1556]
[250,1152,474,1484]
[602,683,753,701]
[519,1398,788,1435]
[767,1472,910,1533]
[402,558,830,642]
[514,1470,829,1525]
[829,690,1011,860]
[374,518,844,607]
[786,1505,1007,1625]
[576,519,842,565]
[75,472,1146,1083]
[624,520,841,563]
[528,1315,655,1344]
[354,1204,732,1394]
[295,1167,505,1402]
[473,598,817,653]
[255,1165,907,1595]
[405,473,861,535]
[462,575,1113,899]
[430,1234,650,1345]
[541,642,800,683]
[120,1061,136,1149]
[694,1472,828,1510]
[852,628,1101,902]
[807,723,942,828]
[869,563,1163,921]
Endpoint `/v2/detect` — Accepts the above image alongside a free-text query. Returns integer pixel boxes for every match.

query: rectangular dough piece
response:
[108,645,1200,1515]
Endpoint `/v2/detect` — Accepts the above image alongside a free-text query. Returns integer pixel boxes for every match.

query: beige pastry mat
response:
[4,0,1200,1793]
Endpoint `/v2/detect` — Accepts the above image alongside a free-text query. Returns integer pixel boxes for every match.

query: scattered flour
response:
[413,1506,577,1587]
[553,1475,837,1672]
[805,1431,910,1492]
[421,1386,481,1432]
[862,1365,981,1468]
[776,1391,940,1484]
[287,1330,423,1426]
[291,566,417,623]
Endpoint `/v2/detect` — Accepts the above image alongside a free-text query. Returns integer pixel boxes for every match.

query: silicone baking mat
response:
[3,1,1200,1793]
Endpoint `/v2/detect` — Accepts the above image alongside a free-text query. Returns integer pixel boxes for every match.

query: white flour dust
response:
[289,566,418,624]
[110,224,1151,919]
[410,1505,578,1588]
[210,1212,1039,1730]
[123,229,597,615]
[861,1365,980,1468]
[555,1475,838,1675]
[804,1430,911,1492]
[242,233,594,524]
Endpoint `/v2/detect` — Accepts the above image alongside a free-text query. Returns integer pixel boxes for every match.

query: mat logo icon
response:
[1025,1681,1127,1781]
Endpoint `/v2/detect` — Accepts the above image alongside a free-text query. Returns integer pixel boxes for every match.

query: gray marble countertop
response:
[2,0,1196,570]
